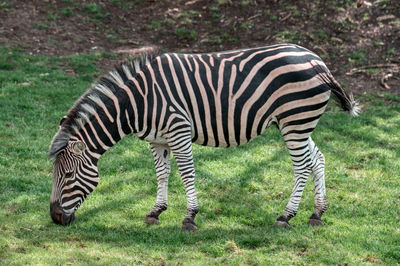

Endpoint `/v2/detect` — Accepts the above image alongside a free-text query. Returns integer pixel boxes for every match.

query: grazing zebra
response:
[49,43,359,230]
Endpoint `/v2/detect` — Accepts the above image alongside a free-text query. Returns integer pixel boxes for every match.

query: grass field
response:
[0,47,399,265]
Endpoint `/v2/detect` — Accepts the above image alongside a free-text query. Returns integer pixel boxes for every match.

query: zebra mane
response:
[49,48,161,160]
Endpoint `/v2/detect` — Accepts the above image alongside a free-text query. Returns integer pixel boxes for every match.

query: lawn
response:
[0,47,399,265]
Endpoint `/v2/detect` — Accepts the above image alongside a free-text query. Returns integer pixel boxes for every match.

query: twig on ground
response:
[346,63,399,75]
[248,13,262,20]
[331,37,343,44]
[313,46,327,56]
[380,73,393,89]
[279,12,291,22]
[184,0,202,6]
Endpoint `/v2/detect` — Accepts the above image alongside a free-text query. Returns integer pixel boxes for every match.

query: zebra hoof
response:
[182,222,197,231]
[144,216,160,225]
[274,220,290,228]
[308,218,323,226]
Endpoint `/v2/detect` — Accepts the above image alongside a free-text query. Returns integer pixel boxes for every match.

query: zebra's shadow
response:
[71,129,295,238]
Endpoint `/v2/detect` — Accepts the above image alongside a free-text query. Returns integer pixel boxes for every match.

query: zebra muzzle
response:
[50,202,75,226]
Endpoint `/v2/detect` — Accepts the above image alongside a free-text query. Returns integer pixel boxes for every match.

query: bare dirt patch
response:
[0,0,399,97]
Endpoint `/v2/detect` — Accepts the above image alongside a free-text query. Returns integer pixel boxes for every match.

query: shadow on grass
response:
[317,109,400,163]
[37,202,285,251]
[2,100,400,261]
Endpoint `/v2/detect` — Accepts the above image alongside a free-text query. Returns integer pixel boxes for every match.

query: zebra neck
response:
[78,74,157,159]
[76,96,142,159]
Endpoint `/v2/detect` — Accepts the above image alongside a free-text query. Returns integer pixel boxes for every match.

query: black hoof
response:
[144,216,160,225]
[308,218,323,226]
[308,213,323,226]
[182,222,197,231]
[182,219,197,231]
[274,220,290,228]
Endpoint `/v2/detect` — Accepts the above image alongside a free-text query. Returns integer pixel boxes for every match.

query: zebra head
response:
[50,139,99,225]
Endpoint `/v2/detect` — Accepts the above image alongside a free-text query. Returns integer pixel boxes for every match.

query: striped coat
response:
[49,44,358,229]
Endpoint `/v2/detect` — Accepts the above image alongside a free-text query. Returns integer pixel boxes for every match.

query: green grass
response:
[82,3,109,19]
[173,28,197,41]
[61,7,73,17]
[0,47,399,265]
[0,1,9,9]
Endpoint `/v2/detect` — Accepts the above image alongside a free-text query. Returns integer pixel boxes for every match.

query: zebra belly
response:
[135,128,168,145]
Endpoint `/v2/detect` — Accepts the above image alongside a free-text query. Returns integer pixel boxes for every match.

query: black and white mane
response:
[49,48,161,160]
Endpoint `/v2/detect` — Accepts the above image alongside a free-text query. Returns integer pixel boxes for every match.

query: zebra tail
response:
[313,63,360,117]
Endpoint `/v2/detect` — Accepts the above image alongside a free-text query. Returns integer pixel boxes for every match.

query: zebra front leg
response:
[169,135,199,231]
[145,143,171,225]
[275,139,312,228]
[308,138,327,226]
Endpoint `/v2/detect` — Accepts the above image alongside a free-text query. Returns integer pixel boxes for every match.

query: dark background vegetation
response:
[0,0,399,96]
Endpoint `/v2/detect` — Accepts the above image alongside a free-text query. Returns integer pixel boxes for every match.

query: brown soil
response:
[0,0,399,96]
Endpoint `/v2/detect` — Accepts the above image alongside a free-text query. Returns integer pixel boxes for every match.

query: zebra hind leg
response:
[168,134,199,231]
[275,138,313,228]
[145,143,171,225]
[307,138,328,226]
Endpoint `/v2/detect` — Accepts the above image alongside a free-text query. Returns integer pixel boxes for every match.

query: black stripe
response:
[171,55,199,141]
[282,114,322,129]
[283,127,315,137]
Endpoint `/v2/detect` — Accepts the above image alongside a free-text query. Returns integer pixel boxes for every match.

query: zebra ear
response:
[59,116,67,127]
[72,141,86,155]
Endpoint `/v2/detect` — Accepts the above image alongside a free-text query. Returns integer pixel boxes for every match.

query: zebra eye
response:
[72,141,86,155]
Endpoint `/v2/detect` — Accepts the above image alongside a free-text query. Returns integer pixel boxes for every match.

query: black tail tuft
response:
[312,62,360,116]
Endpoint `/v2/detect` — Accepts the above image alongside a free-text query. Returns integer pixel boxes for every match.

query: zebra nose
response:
[50,202,75,225]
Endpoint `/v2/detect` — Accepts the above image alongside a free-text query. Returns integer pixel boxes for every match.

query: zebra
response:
[49,43,359,230]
